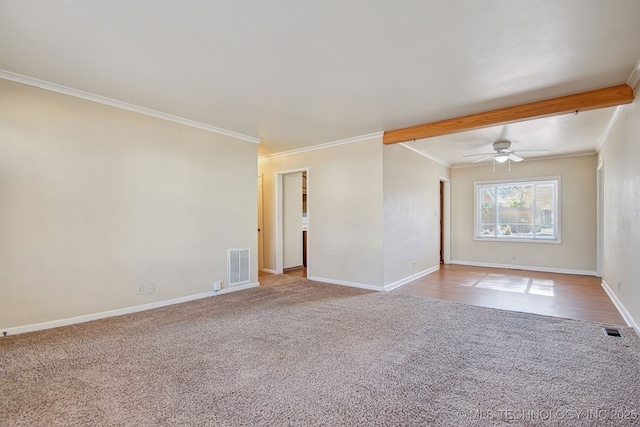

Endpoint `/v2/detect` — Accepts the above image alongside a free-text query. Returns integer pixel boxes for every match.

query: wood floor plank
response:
[391,264,626,325]
[263,264,625,326]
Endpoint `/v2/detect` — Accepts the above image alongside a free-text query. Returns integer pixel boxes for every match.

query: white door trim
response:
[440,176,451,264]
[275,167,310,274]
[596,161,604,277]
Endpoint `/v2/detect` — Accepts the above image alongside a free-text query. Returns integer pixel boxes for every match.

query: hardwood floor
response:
[262,264,625,326]
[392,264,625,326]
[283,267,307,278]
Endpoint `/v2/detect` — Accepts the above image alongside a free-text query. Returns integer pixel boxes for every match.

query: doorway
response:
[439,177,451,265]
[440,181,444,263]
[597,161,604,277]
[258,174,264,271]
[276,168,309,276]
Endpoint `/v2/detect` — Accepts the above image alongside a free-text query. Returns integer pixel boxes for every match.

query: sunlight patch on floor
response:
[460,274,555,296]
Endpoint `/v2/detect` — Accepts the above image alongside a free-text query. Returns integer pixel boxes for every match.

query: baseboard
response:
[1,282,259,337]
[450,260,597,276]
[383,265,440,292]
[306,275,384,292]
[217,282,260,295]
[601,280,639,335]
[261,268,277,274]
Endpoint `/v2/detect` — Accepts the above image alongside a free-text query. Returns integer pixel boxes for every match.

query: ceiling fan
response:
[463,139,548,165]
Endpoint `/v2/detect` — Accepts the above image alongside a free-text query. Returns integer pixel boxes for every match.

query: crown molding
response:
[0,70,262,144]
[627,57,640,90]
[596,58,640,153]
[450,151,597,169]
[259,132,383,160]
[595,105,623,152]
[397,143,451,168]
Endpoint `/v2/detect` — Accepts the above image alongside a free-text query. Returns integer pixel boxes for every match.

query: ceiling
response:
[1,1,639,161]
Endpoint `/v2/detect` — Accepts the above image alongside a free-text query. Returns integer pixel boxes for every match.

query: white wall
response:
[598,80,640,330]
[283,172,303,268]
[383,144,450,286]
[259,137,384,289]
[450,155,598,274]
[0,79,258,330]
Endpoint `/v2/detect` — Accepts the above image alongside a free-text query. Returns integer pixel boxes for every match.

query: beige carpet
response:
[2,277,639,426]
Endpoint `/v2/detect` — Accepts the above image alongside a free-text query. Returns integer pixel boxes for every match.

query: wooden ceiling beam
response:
[383,84,635,145]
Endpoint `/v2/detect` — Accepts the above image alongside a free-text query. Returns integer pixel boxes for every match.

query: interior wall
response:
[282,172,303,269]
[382,144,450,286]
[0,79,258,329]
[450,154,598,274]
[259,136,384,288]
[598,80,640,329]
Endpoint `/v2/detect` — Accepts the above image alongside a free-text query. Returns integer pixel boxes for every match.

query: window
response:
[475,178,559,242]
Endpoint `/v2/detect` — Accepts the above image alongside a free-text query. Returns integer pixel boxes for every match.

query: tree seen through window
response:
[476,179,559,241]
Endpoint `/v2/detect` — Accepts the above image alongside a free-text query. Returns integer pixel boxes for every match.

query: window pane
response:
[534,183,555,238]
[497,184,533,237]
[475,179,558,242]
[479,186,496,236]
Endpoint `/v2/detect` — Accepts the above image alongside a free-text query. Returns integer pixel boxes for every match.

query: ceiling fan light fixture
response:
[495,154,509,163]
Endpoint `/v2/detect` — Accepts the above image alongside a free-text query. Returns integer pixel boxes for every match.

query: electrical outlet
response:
[137,284,144,295]
[145,283,155,294]
[618,281,621,291]
[213,280,222,291]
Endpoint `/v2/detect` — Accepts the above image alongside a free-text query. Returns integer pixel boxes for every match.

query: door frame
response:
[596,161,604,277]
[257,174,264,271]
[439,176,451,264]
[275,167,309,274]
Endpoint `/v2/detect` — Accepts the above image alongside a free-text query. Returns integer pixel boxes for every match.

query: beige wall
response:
[259,137,384,288]
[383,144,450,285]
[0,79,258,329]
[599,81,640,330]
[4,74,629,330]
[451,155,598,274]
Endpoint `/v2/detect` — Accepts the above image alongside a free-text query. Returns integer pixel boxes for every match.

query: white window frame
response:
[474,177,561,244]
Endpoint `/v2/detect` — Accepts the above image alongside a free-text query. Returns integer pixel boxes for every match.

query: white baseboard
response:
[307,275,384,292]
[217,282,260,295]
[601,280,639,335]
[383,265,440,292]
[450,260,597,276]
[1,282,259,337]
[261,268,277,274]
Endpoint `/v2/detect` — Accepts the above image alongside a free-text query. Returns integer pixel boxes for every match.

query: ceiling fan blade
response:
[472,155,494,163]
[509,153,524,162]
[516,149,549,154]
[463,152,494,157]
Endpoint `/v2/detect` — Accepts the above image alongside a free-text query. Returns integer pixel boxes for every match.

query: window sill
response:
[474,237,562,244]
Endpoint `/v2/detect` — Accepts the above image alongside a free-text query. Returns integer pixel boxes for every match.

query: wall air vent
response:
[228,248,250,286]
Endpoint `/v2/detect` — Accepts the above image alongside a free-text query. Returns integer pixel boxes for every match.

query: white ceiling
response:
[1,1,639,161]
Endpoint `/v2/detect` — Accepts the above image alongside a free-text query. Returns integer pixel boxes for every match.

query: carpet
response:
[2,278,639,426]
